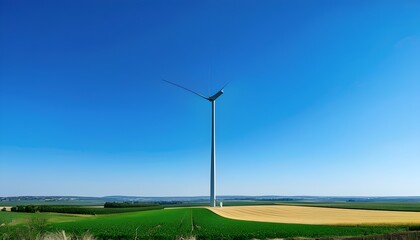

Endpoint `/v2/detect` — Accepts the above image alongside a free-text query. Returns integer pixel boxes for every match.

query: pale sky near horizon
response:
[1,0,419,197]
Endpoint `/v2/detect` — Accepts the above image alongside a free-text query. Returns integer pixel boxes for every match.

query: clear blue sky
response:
[1,0,419,197]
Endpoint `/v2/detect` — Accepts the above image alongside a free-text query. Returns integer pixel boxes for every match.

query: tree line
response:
[10,205,163,215]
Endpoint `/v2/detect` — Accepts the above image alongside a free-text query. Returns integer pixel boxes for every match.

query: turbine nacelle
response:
[208,90,224,101]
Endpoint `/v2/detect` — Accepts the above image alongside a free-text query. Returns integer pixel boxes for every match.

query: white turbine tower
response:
[163,79,228,207]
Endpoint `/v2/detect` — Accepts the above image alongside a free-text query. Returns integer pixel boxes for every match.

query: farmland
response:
[0,211,91,225]
[0,207,409,239]
[276,202,420,212]
[208,205,420,225]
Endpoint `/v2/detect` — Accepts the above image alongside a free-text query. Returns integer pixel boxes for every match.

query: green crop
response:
[41,208,403,239]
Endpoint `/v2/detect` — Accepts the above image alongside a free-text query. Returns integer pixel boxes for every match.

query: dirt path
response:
[207,205,420,225]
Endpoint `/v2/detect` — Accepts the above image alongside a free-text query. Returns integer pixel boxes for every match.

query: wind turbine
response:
[163,79,229,207]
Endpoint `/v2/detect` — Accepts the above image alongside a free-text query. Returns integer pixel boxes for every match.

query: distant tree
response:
[1,207,6,211]
[16,205,26,212]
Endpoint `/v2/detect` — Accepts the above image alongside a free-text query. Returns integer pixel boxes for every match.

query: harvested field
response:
[207,205,420,225]
[1,206,12,211]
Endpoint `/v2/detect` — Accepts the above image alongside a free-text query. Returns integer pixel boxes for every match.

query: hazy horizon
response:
[3,194,420,198]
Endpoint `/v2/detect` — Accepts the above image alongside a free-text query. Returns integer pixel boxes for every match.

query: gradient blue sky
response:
[1,0,419,197]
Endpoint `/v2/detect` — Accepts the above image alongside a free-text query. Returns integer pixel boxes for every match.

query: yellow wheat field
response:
[207,205,420,225]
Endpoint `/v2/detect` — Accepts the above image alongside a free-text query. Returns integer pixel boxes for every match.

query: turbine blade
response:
[220,80,232,91]
[162,79,209,100]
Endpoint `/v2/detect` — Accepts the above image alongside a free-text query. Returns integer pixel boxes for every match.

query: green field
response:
[276,202,420,212]
[0,211,91,225]
[0,208,407,240]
